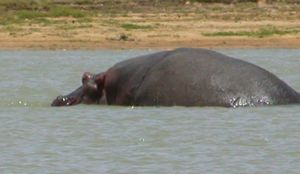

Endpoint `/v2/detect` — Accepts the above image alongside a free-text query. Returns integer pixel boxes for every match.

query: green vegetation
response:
[0,0,299,40]
[121,23,154,30]
[10,6,86,19]
[0,0,89,25]
[203,26,300,38]
[16,10,46,19]
[50,6,85,18]
[0,0,50,10]
[0,0,299,23]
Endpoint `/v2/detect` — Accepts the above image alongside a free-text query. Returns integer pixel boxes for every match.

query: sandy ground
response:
[0,14,299,50]
[1,35,299,50]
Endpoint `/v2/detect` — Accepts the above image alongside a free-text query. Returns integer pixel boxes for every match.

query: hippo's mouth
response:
[51,95,82,106]
[51,86,86,107]
[51,82,103,106]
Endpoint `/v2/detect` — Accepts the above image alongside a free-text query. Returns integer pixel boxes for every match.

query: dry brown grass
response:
[0,2,299,49]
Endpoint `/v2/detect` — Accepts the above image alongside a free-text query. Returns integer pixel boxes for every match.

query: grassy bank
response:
[0,0,299,49]
[203,26,300,38]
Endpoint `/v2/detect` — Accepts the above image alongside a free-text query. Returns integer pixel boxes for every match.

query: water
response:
[0,49,299,173]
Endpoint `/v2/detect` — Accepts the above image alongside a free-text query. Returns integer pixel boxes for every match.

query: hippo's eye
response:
[82,72,93,84]
[82,77,86,84]
[82,75,88,84]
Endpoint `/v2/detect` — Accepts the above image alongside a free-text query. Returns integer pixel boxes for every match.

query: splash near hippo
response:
[51,48,300,108]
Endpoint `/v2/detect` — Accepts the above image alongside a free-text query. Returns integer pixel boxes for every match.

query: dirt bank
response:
[0,3,299,50]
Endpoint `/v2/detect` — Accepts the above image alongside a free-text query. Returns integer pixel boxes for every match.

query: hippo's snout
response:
[51,95,80,107]
[51,95,66,106]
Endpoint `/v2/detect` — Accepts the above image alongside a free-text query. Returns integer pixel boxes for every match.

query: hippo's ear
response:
[82,72,94,84]
[94,72,105,87]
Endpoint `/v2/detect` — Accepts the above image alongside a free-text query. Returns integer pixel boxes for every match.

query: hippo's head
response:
[51,72,105,106]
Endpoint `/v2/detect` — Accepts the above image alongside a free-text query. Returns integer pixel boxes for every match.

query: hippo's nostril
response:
[52,95,64,106]
[56,95,64,100]
[56,95,68,103]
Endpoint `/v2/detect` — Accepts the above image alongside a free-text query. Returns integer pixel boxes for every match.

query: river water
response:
[0,49,299,173]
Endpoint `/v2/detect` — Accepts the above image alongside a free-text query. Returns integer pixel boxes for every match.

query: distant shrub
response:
[73,0,95,5]
[16,10,46,19]
[121,23,154,30]
[50,6,85,18]
[203,26,300,37]
[0,0,50,10]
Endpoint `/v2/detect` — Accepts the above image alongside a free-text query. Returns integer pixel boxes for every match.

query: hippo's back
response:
[132,48,300,107]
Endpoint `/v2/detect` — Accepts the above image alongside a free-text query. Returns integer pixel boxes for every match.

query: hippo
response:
[51,48,300,108]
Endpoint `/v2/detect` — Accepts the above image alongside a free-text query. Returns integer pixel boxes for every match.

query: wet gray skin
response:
[51,48,300,107]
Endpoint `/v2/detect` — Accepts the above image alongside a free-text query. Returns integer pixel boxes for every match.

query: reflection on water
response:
[0,49,299,173]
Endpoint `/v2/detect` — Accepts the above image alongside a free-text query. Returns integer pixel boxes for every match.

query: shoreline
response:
[1,3,299,50]
[0,36,300,50]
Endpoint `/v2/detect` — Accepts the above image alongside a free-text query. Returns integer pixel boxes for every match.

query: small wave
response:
[7,100,31,107]
[2,100,50,107]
